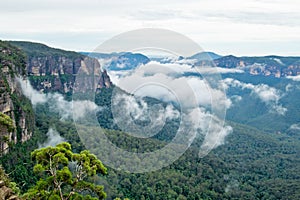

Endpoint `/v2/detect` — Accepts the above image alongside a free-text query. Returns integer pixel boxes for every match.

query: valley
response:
[0,41,299,199]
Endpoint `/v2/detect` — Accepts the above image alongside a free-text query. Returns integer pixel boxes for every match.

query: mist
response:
[287,75,300,81]
[222,78,287,115]
[17,70,232,156]
[108,61,233,153]
[38,128,65,148]
[17,77,102,121]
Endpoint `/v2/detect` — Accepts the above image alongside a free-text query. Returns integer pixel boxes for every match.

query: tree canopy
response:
[23,142,107,200]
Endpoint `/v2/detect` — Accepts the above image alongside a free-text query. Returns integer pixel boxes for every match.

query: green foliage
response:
[0,129,44,192]
[0,40,27,77]
[0,165,20,195]
[0,112,15,132]
[9,41,83,59]
[23,142,107,200]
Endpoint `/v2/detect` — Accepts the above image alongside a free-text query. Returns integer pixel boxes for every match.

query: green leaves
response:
[0,112,15,132]
[24,142,107,200]
[56,167,72,183]
[33,164,44,174]
[72,150,107,178]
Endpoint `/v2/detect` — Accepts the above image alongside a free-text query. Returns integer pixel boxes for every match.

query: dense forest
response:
[1,87,299,199]
[0,41,299,199]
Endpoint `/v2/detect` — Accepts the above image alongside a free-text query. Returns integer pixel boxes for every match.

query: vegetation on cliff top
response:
[9,41,83,59]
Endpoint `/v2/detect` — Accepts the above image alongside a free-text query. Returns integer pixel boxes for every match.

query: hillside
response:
[0,41,34,155]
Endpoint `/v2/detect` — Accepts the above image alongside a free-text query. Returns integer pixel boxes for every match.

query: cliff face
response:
[10,41,112,95]
[0,41,112,154]
[214,55,300,77]
[0,41,34,155]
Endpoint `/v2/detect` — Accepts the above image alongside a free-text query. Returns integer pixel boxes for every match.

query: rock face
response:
[0,41,34,155]
[0,166,20,200]
[10,41,112,94]
[0,41,112,154]
[214,55,300,77]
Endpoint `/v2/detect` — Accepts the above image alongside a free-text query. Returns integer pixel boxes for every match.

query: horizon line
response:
[4,39,300,58]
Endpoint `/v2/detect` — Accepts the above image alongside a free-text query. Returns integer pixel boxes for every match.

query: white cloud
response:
[196,109,232,157]
[285,83,293,92]
[110,61,232,152]
[230,95,242,103]
[108,61,243,84]
[287,75,300,81]
[222,78,287,115]
[195,67,244,74]
[17,78,47,105]
[113,62,232,112]
[38,128,65,148]
[289,124,300,131]
[111,92,180,138]
[18,78,102,121]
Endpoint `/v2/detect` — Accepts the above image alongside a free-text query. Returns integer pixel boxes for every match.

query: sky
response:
[0,0,300,56]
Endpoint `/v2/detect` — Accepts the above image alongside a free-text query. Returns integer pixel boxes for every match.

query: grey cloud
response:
[130,9,196,21]
[132,6,300,27]
[205,11,300,27]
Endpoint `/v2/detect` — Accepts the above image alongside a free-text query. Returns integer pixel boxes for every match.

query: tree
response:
[23,142,107,200]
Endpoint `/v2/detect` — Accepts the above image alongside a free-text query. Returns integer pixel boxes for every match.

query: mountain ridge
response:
[82,49,300,78]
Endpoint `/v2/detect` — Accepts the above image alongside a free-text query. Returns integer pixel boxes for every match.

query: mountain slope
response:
[0,41,34,155]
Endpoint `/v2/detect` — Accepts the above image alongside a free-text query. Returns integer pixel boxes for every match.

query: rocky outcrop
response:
[10,41,112,94]
[0,166,20,200]
[0,184,19,200]
[0,41,113,154]
[214,55,300,77]
[0,41,34,155]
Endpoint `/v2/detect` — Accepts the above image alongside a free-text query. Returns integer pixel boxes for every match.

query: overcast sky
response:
[0,0,299,56]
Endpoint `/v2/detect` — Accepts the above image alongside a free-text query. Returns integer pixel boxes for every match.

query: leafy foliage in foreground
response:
[23,142,107,200]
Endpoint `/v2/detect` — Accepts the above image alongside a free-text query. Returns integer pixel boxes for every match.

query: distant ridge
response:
[189,52,222,61]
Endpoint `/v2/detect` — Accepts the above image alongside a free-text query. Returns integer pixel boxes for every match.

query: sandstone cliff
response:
[0,41,34,155]
[10,41,112,95]
[214,55,300,77]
